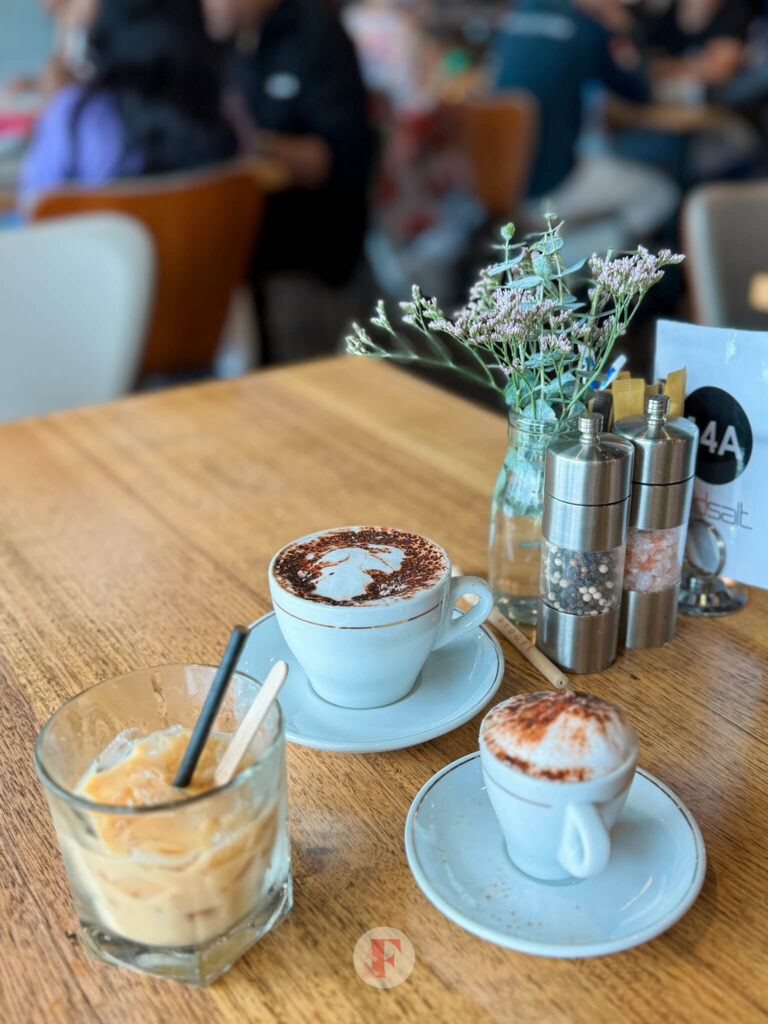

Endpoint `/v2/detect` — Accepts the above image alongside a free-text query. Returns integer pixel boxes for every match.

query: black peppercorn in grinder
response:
[537,412,635,674]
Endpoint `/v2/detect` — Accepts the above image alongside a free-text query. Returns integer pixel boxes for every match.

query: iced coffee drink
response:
[35,665,292,986]
[68,725,277,948]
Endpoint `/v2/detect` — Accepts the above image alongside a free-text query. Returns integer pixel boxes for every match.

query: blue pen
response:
[595,354,628,390]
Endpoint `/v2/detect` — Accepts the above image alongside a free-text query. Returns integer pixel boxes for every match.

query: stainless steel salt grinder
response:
[537,411,634,674]
[615,393,699,649]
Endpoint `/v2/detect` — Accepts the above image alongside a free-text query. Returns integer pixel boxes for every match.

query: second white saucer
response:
[237,611,504,753]
[405,752,706,958]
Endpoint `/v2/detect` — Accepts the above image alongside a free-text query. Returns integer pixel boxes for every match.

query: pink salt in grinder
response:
[615,393,699,649]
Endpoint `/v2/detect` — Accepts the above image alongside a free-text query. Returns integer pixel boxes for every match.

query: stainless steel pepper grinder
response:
[537,411,634,674]
[615,393,699,648]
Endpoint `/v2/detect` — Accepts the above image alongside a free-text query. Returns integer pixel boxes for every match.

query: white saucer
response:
[405,753,706,958]
[238,612,504,753]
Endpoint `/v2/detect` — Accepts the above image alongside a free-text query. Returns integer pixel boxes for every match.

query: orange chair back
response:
[33,162,264,378]
[454,92,538,219]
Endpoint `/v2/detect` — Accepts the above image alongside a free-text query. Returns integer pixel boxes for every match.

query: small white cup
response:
[480,727,638,882]
[269,527,493,709]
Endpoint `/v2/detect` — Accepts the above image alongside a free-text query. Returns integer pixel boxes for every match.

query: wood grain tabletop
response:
[0,357,766,1024]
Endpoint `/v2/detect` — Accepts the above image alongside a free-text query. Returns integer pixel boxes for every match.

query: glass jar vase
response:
[489,411,562,626]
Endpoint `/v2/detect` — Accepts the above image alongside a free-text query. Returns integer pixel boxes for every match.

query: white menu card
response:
[655,319,768,589]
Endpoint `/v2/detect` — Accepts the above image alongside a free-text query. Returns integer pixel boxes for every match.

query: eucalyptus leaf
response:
[486,252,526,275]
[551,257,587,279]
[503,378,520,405]
[524,352,557,368]
[507,275,543,289]
[534,400,557,420]
[537,352,579,367]
[532,254,551,278]
[542,371,576,397]
[540,236,564,255]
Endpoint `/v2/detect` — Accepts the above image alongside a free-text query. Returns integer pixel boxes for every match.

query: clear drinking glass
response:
[34,664,292,987]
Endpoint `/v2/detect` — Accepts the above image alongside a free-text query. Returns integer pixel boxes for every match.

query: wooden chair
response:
[32,161,264,379]
[0,188,15,217]
[682,180,768,329]
[453,92,539,220]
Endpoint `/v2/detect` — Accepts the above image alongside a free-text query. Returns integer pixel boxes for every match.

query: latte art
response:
[272,527,448,606]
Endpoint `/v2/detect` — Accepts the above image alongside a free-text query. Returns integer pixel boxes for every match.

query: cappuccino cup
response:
[479,690,638,881]
[269,526,493,708]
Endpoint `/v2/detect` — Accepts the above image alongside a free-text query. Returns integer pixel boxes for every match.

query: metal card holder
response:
[678,518,747,616]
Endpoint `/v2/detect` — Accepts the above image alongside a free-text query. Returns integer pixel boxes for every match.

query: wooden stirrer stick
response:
[452,567,570,691]
[213,661,289,788]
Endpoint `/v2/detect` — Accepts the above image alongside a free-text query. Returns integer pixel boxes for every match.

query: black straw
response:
[174,625,250,788]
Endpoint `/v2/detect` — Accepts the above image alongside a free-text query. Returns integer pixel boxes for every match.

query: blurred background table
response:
[604,96,734,135]
[0,356,766,1024]
[748,272,768,313]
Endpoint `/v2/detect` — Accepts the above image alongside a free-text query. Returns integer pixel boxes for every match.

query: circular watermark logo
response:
[353,927,415,989]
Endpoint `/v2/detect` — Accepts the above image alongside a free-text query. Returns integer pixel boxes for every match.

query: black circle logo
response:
[684,386,753,485]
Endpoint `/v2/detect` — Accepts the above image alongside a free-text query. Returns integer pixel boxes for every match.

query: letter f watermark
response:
[353,928,415,989]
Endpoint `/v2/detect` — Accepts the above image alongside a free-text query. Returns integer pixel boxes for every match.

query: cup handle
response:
[558,803,611,878]
[433,576,493,650]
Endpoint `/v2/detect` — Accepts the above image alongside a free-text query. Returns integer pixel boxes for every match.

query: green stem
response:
[520,369,536,412]
[371,350,505,395]
[556,350,567,410]
[567,296,636,411]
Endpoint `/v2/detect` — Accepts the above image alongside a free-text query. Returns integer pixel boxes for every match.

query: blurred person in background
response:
[18,0,236,210]
[643,0,751,89]
[342,0,434,115]
[623,0,760,183]
[3,0,98,99]
[202,0,376,365]
[709,1,768,154]
[342,0,484,306]
[491,0,679,254]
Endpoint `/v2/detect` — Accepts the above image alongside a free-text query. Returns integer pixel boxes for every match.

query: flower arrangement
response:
[347,216,683,427]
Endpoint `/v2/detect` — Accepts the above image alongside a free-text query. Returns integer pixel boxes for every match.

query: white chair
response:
[0,213,154,421]
[682,180,768,329]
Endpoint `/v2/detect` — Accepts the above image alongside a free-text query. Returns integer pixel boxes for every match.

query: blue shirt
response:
[492,0,649,196]
[19,84,143,209]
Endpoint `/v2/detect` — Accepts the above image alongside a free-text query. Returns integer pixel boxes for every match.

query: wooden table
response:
[748,273,768,315]
[604,95,733,134]
[1,357,766,1024]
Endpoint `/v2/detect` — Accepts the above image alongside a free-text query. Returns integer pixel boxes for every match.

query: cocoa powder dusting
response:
[482,690,626,782]
[273,527,447,605]
[497,755,589,783]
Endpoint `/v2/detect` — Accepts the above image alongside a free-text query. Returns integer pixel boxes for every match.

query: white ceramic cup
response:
[479,727,638,882]
[268,526,493,708]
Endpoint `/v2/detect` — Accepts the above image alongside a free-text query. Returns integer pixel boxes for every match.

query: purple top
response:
[19,84,143,208]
